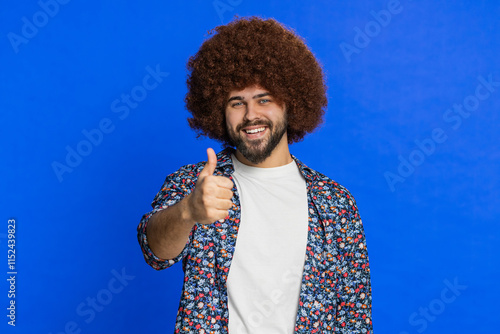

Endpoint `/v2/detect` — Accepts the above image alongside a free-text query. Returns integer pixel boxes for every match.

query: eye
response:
[230,101,244,108]
[259,98,271,104]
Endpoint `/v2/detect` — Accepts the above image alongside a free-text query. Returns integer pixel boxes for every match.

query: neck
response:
[234,135,293,168]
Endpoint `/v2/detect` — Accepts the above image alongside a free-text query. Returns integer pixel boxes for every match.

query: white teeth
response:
[245,127,265,134]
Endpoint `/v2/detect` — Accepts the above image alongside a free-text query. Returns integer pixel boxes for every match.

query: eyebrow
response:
[227,92,271,103]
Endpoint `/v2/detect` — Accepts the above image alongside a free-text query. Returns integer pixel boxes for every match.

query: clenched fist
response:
[187,148,234,224]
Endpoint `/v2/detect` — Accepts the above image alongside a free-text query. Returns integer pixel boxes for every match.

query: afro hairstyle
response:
[185,16,327,146]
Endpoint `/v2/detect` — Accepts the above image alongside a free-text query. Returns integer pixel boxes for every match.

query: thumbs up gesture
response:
[187,148,234,224]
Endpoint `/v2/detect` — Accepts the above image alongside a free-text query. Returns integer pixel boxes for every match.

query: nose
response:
[243,101,260,121]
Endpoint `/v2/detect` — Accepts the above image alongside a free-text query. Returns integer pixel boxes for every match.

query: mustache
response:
[236,120,273,132]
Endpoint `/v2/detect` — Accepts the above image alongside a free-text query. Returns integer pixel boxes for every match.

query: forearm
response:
[146,194,196,260]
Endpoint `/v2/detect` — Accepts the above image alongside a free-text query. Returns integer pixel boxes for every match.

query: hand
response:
[187,148,234,224]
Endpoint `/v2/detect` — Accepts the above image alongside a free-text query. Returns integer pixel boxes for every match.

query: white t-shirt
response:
[227,155,309,334]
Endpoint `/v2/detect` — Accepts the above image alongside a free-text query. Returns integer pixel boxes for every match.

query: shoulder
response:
[316,170,356,202]
[176,161,205,177]
[295,157,358,207]
[166,147,235,181]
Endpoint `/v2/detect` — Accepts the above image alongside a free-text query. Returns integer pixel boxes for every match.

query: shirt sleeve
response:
[335,193,373,333]
[137,167,197,270]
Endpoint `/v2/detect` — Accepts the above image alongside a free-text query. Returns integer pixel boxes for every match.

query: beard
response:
[227,116,288,165]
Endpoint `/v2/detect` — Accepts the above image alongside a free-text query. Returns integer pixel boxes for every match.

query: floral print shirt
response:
[137,148,373,333]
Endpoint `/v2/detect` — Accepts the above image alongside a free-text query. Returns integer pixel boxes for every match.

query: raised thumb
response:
[200,147,217,177]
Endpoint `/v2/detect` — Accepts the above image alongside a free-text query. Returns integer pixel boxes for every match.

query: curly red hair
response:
[185,16,327,146]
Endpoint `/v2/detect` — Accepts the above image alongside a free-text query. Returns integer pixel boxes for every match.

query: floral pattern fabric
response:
[137,148,373,333]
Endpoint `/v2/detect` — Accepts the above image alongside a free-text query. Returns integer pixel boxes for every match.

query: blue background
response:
[1,0,499,333]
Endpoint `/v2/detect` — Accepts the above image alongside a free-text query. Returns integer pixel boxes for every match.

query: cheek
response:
[224,114,232,129]
[225,112,241,129]
[266,110,286,124]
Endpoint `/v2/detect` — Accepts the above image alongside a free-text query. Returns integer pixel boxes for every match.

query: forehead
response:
[227,84,270,97]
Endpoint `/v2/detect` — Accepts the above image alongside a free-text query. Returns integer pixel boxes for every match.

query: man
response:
[137,16,373,333]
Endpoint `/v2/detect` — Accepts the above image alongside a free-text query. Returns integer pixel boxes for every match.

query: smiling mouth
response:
[244,127,266,134]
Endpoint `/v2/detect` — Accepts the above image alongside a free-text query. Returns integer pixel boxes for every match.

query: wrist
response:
[181,193,196,226]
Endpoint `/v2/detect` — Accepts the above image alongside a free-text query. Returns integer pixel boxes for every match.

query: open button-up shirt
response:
[137,148,373,333]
